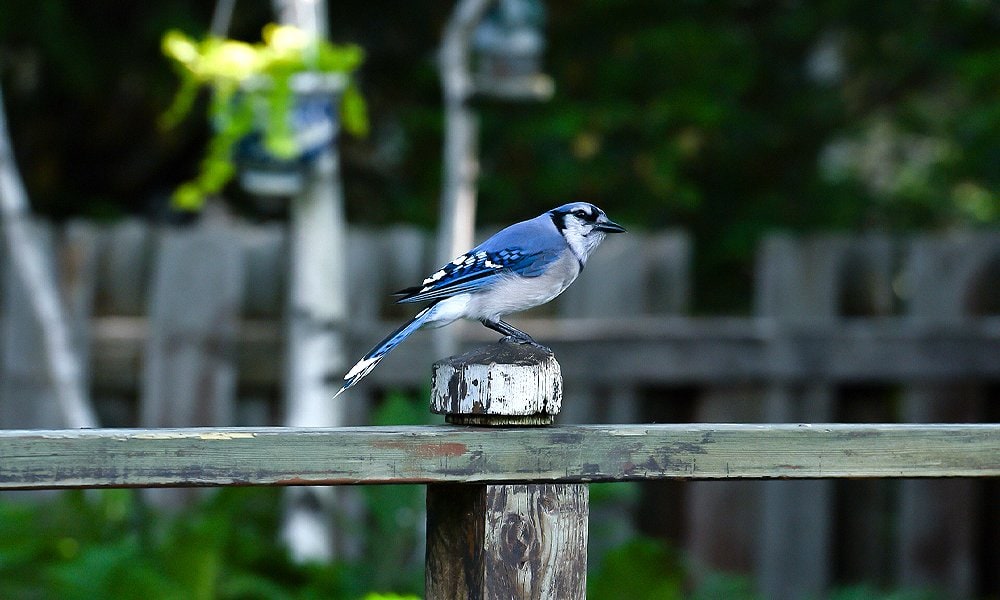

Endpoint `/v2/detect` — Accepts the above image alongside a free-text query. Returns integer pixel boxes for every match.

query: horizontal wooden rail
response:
[1,424,997,490]
[84,316,1000,391]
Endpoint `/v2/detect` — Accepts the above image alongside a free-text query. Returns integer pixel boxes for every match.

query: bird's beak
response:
[595,219,626,233]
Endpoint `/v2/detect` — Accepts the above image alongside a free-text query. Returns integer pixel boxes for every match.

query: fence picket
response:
[1,222,61,428]
[95,218,150,316]
[756,235,843,600]
[898,234,1000,597]
[140,225,244,507]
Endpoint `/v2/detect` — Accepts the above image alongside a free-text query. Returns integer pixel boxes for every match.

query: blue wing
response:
[394,246,561,304]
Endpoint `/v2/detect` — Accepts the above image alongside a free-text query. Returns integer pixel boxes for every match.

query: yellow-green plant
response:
[161,24,368,210]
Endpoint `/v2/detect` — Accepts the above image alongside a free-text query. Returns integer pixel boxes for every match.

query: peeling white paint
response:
[129,431,256,440]
[198,431,257,440]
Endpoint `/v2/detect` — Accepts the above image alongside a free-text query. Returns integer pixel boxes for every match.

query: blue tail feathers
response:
[334,304,435,398]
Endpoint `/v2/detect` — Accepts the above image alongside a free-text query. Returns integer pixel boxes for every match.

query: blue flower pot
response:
[234,72,346,197]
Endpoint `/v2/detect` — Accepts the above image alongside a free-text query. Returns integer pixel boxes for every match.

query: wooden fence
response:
[1,343,998,599]
[1,219,999,598]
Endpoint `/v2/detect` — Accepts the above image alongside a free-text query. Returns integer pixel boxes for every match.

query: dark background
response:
[1,1,998,311]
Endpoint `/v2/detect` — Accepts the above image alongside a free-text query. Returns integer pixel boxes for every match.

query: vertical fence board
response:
[1,222,60,428]
[555,233,638,425]
[381,225,432,317]
[239,223,286,318]
[343,224,384,425]
[59,221,101,410]
[141,226,244,507]
[686,385,762,577]
[897,234,998,597]
[759,385,834,600]
[642,231,691,314]
[556,232,690,425]
[236,223,285,426]
[95,219,150,316]
[373,225,433,379]
[556,231,645,318]
[832,236,897,586]
[755,235,843,600]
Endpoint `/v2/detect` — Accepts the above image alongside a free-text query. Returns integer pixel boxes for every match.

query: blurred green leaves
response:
[0,488,411,600]
[589,537,686,600]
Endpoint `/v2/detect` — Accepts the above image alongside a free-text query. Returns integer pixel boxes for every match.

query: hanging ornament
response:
[473,0,553,100]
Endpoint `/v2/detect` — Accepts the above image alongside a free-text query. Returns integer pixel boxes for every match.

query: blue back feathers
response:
[394,214,564,303]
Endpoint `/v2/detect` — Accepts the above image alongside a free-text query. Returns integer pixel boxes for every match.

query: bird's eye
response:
[573,210,588,219]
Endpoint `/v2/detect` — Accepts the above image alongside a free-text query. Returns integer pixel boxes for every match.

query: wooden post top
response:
[430,340,562,426]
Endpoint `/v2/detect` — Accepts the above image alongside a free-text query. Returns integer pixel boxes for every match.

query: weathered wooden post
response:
[425,341,588,599]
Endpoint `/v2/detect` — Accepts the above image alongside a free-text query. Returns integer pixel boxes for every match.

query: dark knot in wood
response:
[500,513,537,567]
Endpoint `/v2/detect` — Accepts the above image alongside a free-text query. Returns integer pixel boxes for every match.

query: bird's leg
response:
[480,318,549,350]
[480,318,533,341]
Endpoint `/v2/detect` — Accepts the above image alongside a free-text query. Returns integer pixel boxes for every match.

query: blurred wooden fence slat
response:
[141,226,245,428]
[95,218,150,316]
[758,236,843,599]
[59,221,101,396]
[898,234,1000,597]
[0,223,61,428]
[140,226,244,507]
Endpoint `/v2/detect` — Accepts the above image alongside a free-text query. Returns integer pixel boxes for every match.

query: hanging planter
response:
[233,71,347,197]
[160,24,368,210]
[473,0,553,100]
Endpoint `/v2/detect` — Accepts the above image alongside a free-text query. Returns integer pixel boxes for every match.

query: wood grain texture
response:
[426,483,587,600]
[0,424,996,490]
[430,341,561,425]
[483,484,587,599]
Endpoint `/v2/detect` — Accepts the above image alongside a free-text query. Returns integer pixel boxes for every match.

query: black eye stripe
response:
[551,204,600,228]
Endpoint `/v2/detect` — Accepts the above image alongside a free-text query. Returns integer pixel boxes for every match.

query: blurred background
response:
[0,1,997,599]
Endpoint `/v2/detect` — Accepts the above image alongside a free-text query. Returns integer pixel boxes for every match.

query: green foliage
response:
[688,572,760,600]
[160,24,368,210]
[588,537,686,600]
[827,584,944,600]
[587,535,761,600]
[354,392,432,593]
[0,394,436,600]
[0,488,415,600]
[0,483,946,600]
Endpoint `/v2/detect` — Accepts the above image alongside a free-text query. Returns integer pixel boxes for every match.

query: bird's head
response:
[549,202,626,263]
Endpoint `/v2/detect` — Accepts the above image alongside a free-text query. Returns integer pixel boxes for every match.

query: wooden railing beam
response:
[1,423,996,490]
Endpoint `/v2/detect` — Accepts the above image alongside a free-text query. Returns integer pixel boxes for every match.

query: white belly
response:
[419,252,581,327]
[463,252,581,321]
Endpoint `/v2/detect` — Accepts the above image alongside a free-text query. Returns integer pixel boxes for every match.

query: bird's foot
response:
[501,335,551,353]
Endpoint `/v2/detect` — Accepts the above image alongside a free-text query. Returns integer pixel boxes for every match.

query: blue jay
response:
[334,202,625,397]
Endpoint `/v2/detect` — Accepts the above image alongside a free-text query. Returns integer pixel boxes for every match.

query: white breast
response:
[463,251,581,322]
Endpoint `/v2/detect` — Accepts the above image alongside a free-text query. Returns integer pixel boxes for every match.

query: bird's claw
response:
[501,335,551,353]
